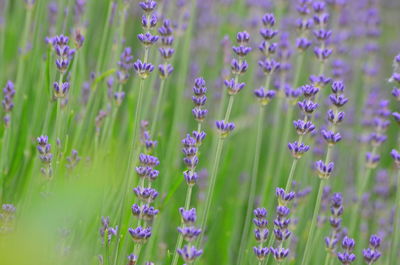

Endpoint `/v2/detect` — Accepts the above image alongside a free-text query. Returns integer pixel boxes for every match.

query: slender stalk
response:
[171,185,193,265]
[198,137,224,242]
[300,179,326,265]
[390,169,400,264]
[237,105,265,265]
[150,79,165,136]
[349,145,377,233]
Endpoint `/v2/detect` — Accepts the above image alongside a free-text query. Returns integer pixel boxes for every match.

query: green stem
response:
[224,95,235,122]
[150,79,165,137]
[300,179,325,265]
[390,169,400,264]
[171,185,193,265]
[237,105,265,265]
[198,137,224,244]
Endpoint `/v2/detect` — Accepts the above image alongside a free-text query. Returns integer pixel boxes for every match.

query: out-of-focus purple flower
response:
[99,216,118,244]
[66,149,81,170]
[254,87,276,106]
[314,160,334,179]
[2,81,15,127]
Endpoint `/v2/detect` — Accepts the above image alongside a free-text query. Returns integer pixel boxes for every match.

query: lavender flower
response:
[192,78,208,122]
[337,236,356,265]
[0,204,16,233]
[325,193,343,253]
[252,207,269,261]
[99,216,118,244]
[362,235,381,264]
[66,149,81,170]
[36,135,53,178]
[2,81,15,126]
[216,120,235,138]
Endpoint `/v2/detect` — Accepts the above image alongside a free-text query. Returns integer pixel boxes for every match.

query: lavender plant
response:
[0,1,399,265]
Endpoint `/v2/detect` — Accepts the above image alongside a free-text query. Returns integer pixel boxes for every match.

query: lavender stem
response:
[237,105,265,264]
[150,79,165,136]
[300,179,326,265]
[390,170,400,264]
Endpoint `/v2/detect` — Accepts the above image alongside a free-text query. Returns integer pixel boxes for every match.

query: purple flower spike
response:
[297,99,319,114]
[288,141,310,159]
[254,87,276,106]
[321,129,342,145]
[337,252,356,265]
[258,59,280,74]
[141,14,157,29]
[301,84,320,98]
[137,32,159,46]
[366,152,380,169]
[216,120,235,138]
[253,246,269,261]
[158,64,174,79]
[337,236,356,265]
[179,208,197,225]
[293,120,315,135]
[177,226,202,242]
[309,75,332,88]
[139,1,157,13]
[231,58,248,75]
[127,254,137,265]
[391,149,400,167]
[262,13,275,27]
[53,82,70,98]
[177,246,203,263]
[128,226,152,244]
[314,47,333,61]
[184,170,198,186]
[276,187,295,205]
[224,79,246,95]
[134,59,154,79]
[315,160,334,179]
[296,37,312,51]
[270,247,289,262]
[3,81,16,126]
[236,31,250,44]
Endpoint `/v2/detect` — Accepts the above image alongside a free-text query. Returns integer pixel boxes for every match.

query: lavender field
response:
[0,0,399,264]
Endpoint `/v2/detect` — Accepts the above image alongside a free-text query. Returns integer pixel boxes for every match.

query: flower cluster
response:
[2,81,15,127]
[192,78,208,123]
[295,0,313,52]
[134,0,158,79]
[36,135,53,178]
[337,236,356,265]
[362,234,381,264]
[287,84,319,159]
[177,208,203,263]
[0,204,16,233]
[129,121,159,252]
[66,149,81,170]
[253,13,279,106]
[365,100,390,169]
[312,2,332,61]
[116,47,133,85]
[270,189,294,262]
[99,216,118,245]
[253,208,269,262]
[158,19,174,79]
[325,193,344,254]
[49,35,75,99]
